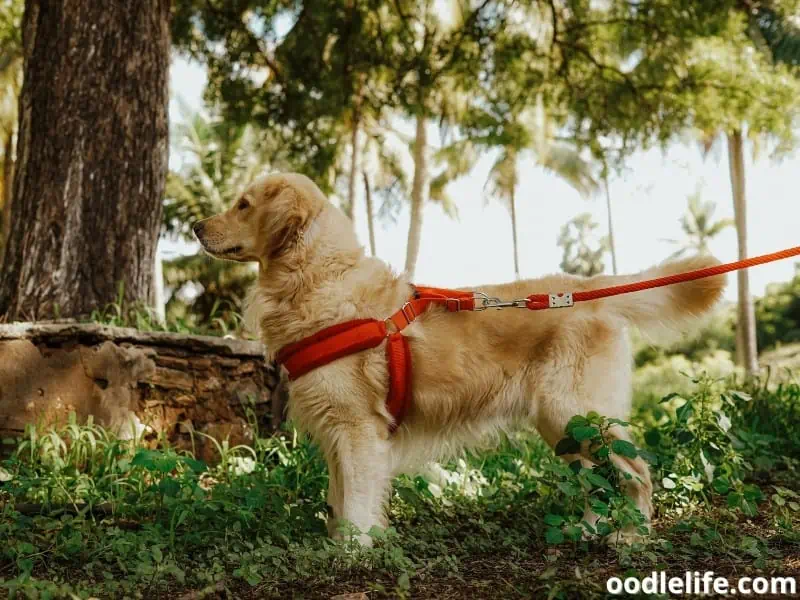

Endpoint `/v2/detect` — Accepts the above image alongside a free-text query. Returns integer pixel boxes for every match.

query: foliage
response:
[2,376,800,597]
[662,189,733,259]
[755,263,800,351]
[162,103,270,332]
[557,212,608,277]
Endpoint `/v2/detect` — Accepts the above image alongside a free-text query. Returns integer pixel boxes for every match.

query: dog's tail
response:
[601,254,727,339]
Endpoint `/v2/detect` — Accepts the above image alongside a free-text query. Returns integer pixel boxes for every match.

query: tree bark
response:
[1,132,13,258]
[404,113,427,279]
[604,176,618,275]
[727,129,758,375]
[362,172,376,256]
[510,186,520,279]
[0,0,171,321]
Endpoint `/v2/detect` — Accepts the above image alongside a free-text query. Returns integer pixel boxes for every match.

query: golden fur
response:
[193,172,727,545]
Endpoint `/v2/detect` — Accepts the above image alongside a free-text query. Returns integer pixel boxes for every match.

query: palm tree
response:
[162,101,280,331]
[703,2,800,375]
[557,213,609,278]
[663,190,734,260]
[435,101,599,279]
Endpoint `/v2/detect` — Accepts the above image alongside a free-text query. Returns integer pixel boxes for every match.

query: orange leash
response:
[523,245,800,311]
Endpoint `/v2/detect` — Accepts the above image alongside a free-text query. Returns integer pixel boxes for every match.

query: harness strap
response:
[386,286,476,332]
[276,318,387,379]
[275,286,474,433]
[385,332,412,433]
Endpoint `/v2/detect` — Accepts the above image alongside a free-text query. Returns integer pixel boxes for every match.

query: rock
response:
[0,322,282,460]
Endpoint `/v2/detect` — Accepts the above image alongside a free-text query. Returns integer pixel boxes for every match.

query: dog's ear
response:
[264,185,309,259]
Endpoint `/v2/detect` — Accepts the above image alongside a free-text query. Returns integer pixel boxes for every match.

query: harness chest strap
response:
[275,287,476,433]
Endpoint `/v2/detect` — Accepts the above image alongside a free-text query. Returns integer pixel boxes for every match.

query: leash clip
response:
[473,292,529,311]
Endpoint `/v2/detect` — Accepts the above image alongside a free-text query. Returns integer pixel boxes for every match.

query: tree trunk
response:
[345,113,360,221]
[0,1,171,321]
[404,113,427,278]
[362,172,377,256]
[604,176,618,275]
[726,129,758,375]
[510,186,520,279]
[1,133,13,258]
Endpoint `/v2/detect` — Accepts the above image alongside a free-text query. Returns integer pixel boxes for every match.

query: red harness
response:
[274,243,800,433]
[275,286,477,432]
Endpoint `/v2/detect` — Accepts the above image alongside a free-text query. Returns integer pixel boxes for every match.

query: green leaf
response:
[565,415,589,433]
[565,525,583,541]
[743,485,763,502]
[586,473,614,491]
[545,527,564,544]
[557,482,581,497]
[131,449,159,470]
[675,430,695,445]
[158,478,181,498]
[610,440,637,458]
[571,426,600,442]
[181,457,208,474]
[676,400,693,423]
[660,392,682,404]
[712,477,730,495]
[544,514,564,527]
[590,498,609,517]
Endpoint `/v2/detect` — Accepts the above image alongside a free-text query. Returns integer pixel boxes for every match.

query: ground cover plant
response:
[1,372,799,599]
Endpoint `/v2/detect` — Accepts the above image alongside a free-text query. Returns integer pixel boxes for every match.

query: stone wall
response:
[0,323,284,462]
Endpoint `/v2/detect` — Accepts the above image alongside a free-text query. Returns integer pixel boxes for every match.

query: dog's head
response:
[192,172,327,265]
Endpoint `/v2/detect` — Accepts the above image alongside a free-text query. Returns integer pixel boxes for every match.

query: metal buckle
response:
[548,292,574,308]
[473,292,529,310]
[400,301,417,323]
[445,298,462,311]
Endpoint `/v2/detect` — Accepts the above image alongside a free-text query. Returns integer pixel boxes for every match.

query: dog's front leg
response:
[327,422,392,547]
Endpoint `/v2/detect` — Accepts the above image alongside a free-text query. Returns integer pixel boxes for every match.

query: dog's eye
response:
[237,198,250,211]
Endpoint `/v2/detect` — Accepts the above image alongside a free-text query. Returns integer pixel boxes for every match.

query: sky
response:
[167,57,799,303]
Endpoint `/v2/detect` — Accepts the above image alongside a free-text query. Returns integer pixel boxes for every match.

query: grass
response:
[1,374,800,599]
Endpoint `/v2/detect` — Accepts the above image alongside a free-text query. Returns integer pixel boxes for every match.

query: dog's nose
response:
[192,221,205,236]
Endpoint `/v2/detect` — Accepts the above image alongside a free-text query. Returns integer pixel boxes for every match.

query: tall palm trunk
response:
[510,186,520,279]
[345,114,360,221]
[405,113,427,278]
[727,129,758,375]
[362,172,376,256]
[604,176,618,275]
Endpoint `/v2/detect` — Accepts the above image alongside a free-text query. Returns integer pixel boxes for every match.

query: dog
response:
[193,172,726,545]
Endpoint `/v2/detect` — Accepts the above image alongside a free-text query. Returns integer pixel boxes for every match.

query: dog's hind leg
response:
[535,396,652,544]
[603,425,653,545]
[327,421,392,546]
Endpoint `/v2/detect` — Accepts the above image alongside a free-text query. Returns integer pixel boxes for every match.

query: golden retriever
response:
[193,172,726,545]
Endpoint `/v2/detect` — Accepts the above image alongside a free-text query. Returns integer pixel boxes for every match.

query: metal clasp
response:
[473,292,529,311]
[400,301,417,323]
